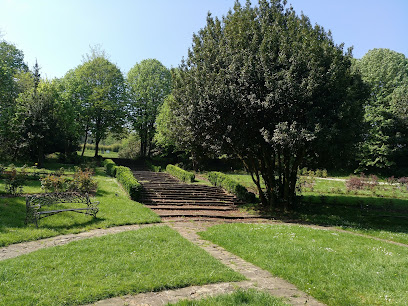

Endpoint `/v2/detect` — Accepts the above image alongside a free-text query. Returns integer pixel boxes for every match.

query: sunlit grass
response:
[168,289,288,306]
[200,223,408,306]
[0,226,245,305]
[0,168,160,247]
[78,149,119,158]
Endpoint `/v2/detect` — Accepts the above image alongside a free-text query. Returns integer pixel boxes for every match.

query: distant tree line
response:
[1,0,407,210]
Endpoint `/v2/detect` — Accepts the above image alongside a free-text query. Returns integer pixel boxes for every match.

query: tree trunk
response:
[94,139,100,157]
[81,125,89,157]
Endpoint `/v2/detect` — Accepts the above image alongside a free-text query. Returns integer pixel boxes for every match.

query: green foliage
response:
[173,1,366,210]
[356,48,408,173]
[207,171,256,202]
[65,49,127,157]
[115,166,142,200]
[0,227,243,305]
[127,59,172,157]
[200,223,408,305]
[103,159,117,176]
[40,168,97,194]
[102,159,116,175]
[166,164,195,183]
[117,133,140,159]
[3,164,27,195]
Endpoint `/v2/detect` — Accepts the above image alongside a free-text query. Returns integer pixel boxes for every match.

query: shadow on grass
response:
[261,195,408,236]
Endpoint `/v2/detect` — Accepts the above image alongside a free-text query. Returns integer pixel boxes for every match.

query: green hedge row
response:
[207,171,256,203]
[103,159,117,176]
[103,159,141,201]
[166,164,195,183]
[115,166,142,201]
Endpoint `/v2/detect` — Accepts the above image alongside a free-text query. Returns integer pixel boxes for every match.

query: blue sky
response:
[1,0,407,79]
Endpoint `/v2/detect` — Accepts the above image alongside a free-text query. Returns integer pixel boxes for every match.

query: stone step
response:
[153,210,259,219]
[141,200,234,206]
[146,205,235,211]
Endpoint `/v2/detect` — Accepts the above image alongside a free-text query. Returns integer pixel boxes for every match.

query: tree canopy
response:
[172,0,367,210]
[356,48,408,173]
[127,59,172,157]
[67,54,127,157]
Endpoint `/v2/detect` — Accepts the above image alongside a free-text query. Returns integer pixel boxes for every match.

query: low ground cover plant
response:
[168,289,288,306]
[200,223,408,305]
[166,164,195,183]
[0,226,244,305]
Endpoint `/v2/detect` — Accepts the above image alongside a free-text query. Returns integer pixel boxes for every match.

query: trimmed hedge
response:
[166,164,195,183]
[207,171,256,203]
[103,159,117,176]
[115,166,142,201]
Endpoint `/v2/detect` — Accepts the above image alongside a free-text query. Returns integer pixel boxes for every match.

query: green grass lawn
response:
[0,226,245,305]
[199,223,408,306]
[0,167,160,247]
[168,289,288,306]
[215,173,408,244]
[79,149,119,158]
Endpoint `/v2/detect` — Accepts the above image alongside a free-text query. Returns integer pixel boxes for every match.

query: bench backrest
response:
[26,192,90,207]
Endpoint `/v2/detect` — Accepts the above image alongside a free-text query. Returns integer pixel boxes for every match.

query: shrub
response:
[207,171,256,202]
[103,159,117,176]
[4,164,27,196]
[69,168,98,194]
[166,164,195,183]
[346,176,366,191]
[115,166,142,200]
[41,175,69,193]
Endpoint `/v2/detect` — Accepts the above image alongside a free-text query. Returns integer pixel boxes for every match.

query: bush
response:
[4,164,27,196]
[115,166,142,200]
[207,171,256,202]
[166,164,195,183]
[41,175,69,193]
[103,159,117,176]
[69,168,98,194]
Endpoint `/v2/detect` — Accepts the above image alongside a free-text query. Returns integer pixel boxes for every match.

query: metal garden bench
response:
[25,192,99,227]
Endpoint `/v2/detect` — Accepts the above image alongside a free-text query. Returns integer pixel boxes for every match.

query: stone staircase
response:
[131,170,259,221]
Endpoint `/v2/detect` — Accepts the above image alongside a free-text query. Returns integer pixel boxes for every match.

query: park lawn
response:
[0,168,160,247]
[199,223,408,306]
[0,226,245,306]
[79,149,119,159]
[168,289,288,306]
[217,173,408,244]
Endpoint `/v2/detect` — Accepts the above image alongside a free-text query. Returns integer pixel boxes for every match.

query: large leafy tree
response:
[0,39,29,158]
[72,54,126,157]
[173,0,366,211]
[13,63,64,166]
[127,59,172,157]
[356,48,408,173]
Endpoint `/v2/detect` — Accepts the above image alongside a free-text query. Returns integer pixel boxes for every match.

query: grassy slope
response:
[0,168,160,247]
[200,223,408,306]
[0,226,244,306]
[168,289,288,306]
